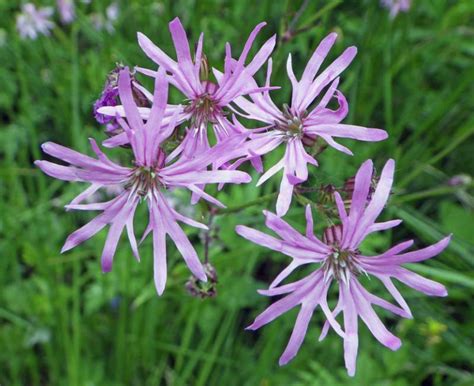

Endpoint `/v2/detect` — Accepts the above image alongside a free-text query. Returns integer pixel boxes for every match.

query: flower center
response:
[185,84,223,127]
[125,166,163,197]
[321,225,364,284]
[275,104,305,140]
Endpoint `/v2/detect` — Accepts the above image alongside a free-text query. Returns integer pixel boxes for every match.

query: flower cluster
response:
[36,17,450,376]
[16,1,119,40]
[237,160,450,375]
[381,0,411,18]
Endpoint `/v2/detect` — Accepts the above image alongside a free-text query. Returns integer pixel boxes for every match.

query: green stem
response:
[393,183,473,205]
[399,124,474,188]
[70,24,82,386]
[217,193,277,215]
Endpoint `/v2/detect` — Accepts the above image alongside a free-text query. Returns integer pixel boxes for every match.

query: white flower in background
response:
[90,2,119,33]
[16,3,55,40]
[57,0,75,24]
[381,0,411,18]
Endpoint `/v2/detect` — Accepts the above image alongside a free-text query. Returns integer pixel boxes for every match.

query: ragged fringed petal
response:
[101,197,139,272]
[351,280,402,350]
[235,225,324,261]
[367,219,402,234]
[40,142,124,173]
[247,272,323,331]
[391,267,448,297]
[215,22,275,104]
[276,173,294,217]
[263,210,329,254]
[319,297,343,342]
[137,18,199,97]
[155,193,207,282]
[67,184,101,208]
[305,124,388,142]
[61,193,129,253]
[150,202,168,295]
[345,159,395,249]
[163,169,251,186]
[258,271,319,297]
[35,160,80,181]
[297,45,357,113]
[292,32,338,110]
[373,275,413,317]
[279,282,327,365]
[168,17,201,95]
[369,235,451,266]
[341,284,359,377]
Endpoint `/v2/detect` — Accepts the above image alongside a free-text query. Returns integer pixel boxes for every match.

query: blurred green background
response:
[1,1,473,385]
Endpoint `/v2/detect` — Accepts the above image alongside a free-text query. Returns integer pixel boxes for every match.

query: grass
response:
[0,0,473,385]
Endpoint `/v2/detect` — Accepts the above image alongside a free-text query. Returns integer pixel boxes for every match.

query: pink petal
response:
[276,175,294,217]
[379,235,451,265]
[151,205,167,295]
[341,284,359,377]
[392,267,448,297]
[101,199,138,272]
[159,199,206,281]
[35,160,79,181]
[351,281,402,350]
[306,124,387,142]
[348,159,395,248]
[61,194,128,253]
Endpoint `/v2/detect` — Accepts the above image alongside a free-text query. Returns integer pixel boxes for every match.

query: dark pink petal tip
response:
[102,260,113,273]
[235,225,247,236]
[278,354,294,366]
[60,243,72,254]
[40,142,53,153]
[169,16,182,26]
[387,336,402,351]
[286,173,305,185]
[439,286,448,297]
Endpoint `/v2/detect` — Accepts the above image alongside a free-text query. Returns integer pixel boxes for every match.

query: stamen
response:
[185,92,223,127]
[322,225,365,283]
[274,104,307,140]
[125,165,164,198]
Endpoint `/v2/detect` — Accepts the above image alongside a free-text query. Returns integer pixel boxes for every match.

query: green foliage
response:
[0,1,473,385]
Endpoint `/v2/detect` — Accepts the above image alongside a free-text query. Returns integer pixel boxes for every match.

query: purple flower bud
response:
[93,66,151,136]
[185,263,218,298]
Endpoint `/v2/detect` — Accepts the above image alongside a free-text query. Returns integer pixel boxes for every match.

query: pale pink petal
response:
[151,204,167,295]
[351,281,402,350]
[35,160,79,181]
[341,284,359,377]
[306,124,387,142]
[276,175,294,217]
[392,267,448,297]
[159,200,206,281]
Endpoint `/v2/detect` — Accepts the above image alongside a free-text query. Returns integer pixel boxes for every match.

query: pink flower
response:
[99,17,276,162]
[232,33,388,216]
[57,0,75,24]
[16,3,55,40]
[381,0,411,18]
[36,68,250,295]
[236,159,450,375]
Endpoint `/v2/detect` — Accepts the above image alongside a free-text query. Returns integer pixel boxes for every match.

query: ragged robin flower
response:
[231,33,387,216]
[236,159,450,375]
[36,68,250,295]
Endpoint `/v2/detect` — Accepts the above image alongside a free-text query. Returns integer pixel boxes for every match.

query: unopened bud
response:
[447,174,471,187]
[319,184,336,204]
[185,263,218,299]
[322,224,343,245]
[93,64,150,137]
